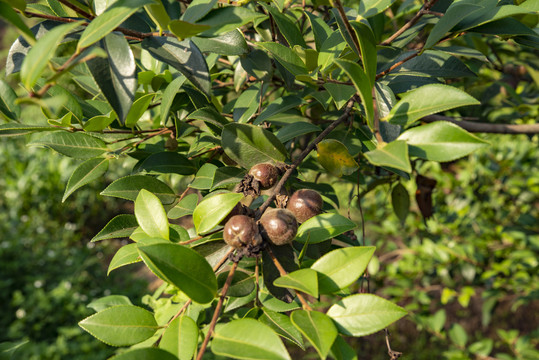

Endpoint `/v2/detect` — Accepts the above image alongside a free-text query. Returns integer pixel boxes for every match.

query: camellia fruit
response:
[223,215,262,248]
[259,208,298,245]
[286,189,323,223]
[248,163,279,189]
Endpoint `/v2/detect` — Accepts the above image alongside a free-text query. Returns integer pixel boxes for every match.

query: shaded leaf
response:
[324,83,356,110]
[63,157,109,202]
[260,309,304,349]
[0,2,34,45]
[109,348,178,360]
[0,80,20,120]
[192,30,248,56]
[358,0,396,18]
[290,310,337,359]
[138,152,197,175]
[160,75,187,123]
[276,122,321,143]
[391,183,410,223]
[197,6,264,36]
[364,141,411,173]
[263,4,306,47]
[192,192,243,234]
[101,175,177,204]
[168,19,211,40]
[92,214,139,242]
[87,295,132,312]
[211,166,246,191]
[255,96,304,125]
[79,305,158,346]
[425,3,483,49]
[168,193,198,219]
[29,132,107,159]
[258,42,308,76]
[327,294,407,336]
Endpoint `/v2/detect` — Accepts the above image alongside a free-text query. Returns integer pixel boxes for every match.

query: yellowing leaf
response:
[317,139,359,177]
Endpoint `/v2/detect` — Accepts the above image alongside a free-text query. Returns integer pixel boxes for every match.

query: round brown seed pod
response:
[286,189,323,223]
[259,208,298,246]
[248,163,279,189]
[223,215,262,248]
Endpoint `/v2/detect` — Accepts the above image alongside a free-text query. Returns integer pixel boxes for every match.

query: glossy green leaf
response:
[425,3,483,49]
[276,122,321,143]
[350,21,377,86]
[142,36,211,97]
[192,30,249,56]
[86,32,137,124]
[87,295,132,312]
[391,183,410,223]
[168,20,211,40]
[181,0,218,23]
[138,152,197,175]
[0,2,34,44]
[63,157,109,202]
[305,11,332,51]
[0,80,20,121]
[364,140,411,173]
[187,107,229,135]
[211,166,246,191]
[398,121,489,162]
[384,84,480,127]
[109,348,177,360]
[20,21,80,89]
[317,139,359,177]
[159,315,198,360]
[255,96,304,125]
[274,269,319,298]
[233,84,261,123]
[29,132,107,159]
[324,83,356,110]
[311,246,375,294]
[92,214,139,242]
[259,288,301,313]
[296,213,356,244]
[387,50,476,78]
[217,270,255,297]
[78,0,153,50]
[144,3,171,32]
[327,294,407,336]
[212,319,291,360]
[197,6,264,36]
[263,4,306,48]
[290,310,337,360]
[192,192,243,234]
[125,93,155,128]
[79,305,158,346]
[259,309,304,349]
[160,75,187,123]
[258,42,308,76]
[168,193,198,219]
[318,32,346,74]
[83,112,116,132]
[455,2,535,32]
[335,59,374,128]
[137,243,217,303]
[221,123,288,169]
[101,175,177,204]
[240,49,273,82]
[331,8,360,56]
[135,189,169,240]
[189,163,217,189]
[108,243,141,274]
[358,0,396,18]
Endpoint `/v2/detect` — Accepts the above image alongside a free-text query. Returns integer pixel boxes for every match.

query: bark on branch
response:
[422,115,539,134]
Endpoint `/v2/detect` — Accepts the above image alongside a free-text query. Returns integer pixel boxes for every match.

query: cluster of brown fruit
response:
[223,163,323,252]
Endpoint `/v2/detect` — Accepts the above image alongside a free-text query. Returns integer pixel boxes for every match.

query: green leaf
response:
[305,11,332,51]
[101,175,177,204]
[83,112,116,132]
[221,123,288,169]
[192,30,249,56]
[135,189,169,240]
[255,96,304,125]
[296,213,356,244]
[258,42,308,76]
[86,32,137,124]
[311,246,375,294]
[364,141,411,173]
[92,214,139,242]
[137,243,218,303]
[358,0,396,18]
[4,0,26,12]
[290,310,337,360]
[212,319,291,360]
[29,132,107,159]
[349,21,377,86]
[259,309,304,349]
[388,50,476,78]
[217,270,255,297]
[125,93,155,128]
[77,0,153,50]
[317,139,359,177]
[425,3,483,49]
[189,163,217,190]
[262,4,306,48]
[197,6,264,36]
[192,192,243,234]
[327,294,407,336]
[0,80,20,121]
[79,305,158,346]
[449,323,468,348]
[324,83,356,110]
[330,336,358,360]
[20,21,81,89]
[87,295,132,312]
[109,348,178,360]
[233,84,261,123]
[138,152,197,175]
[455,2,535,31]
[168,193,198,219]
[181,0,218,23]
[160,75,187,123]
[168,20,211,40]
[108,243,141,274]
[142,36,211,97]
[318,32,346,74]
[274,269,319,298]
[331,8,360,57]
[335,59,374,128]
[276,122,321,143]
[240,49,273,82]
[211,166,246,191]
[398,121,489,162]
[144,3,171,32]
[0,2,34,44]
[159,315,198,360]
[391,183,410,223]
[63,157,109,202]
[187,107,229,135]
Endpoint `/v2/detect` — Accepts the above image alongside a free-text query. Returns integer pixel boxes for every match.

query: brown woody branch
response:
[422,115,539,134]
[57,0,94,19]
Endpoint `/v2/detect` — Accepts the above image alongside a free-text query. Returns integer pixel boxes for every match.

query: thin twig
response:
[375,52,419,80]
[57,0,94,19]
[196,261,239,360]
[422,115,539,134]
[333,0,361,57]
[257,99,356,217]
[266,247,312,311]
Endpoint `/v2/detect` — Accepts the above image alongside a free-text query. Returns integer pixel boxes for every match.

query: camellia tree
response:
[1,0,538,359]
